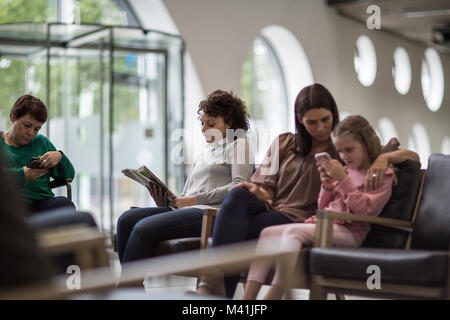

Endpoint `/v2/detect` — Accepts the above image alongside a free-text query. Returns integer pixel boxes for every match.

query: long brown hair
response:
[294,83,339,156]
[332,115,382,163]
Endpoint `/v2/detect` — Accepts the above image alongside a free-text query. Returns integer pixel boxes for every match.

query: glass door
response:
[111,50,167,230]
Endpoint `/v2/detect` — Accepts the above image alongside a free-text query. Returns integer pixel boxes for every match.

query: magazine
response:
[121,165,177,205]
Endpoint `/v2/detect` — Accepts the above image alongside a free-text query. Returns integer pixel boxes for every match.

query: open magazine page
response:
[121,169,149,186]
[121,166,177,206]
[136,166,177,202]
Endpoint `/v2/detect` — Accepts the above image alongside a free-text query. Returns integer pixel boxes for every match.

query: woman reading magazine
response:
[116,90,254,263]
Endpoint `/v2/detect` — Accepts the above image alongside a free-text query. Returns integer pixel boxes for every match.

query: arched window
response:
[241,34,289,135]
[241,25,313,162]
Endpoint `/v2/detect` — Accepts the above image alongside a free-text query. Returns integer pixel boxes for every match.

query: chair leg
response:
[309,275,327,300]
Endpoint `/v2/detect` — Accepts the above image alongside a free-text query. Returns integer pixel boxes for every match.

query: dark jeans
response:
[28,196,76,216]
[211,187,292,297]
[116,206,204,263]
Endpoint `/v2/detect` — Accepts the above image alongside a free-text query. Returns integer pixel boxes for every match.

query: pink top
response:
[305,166,394,245]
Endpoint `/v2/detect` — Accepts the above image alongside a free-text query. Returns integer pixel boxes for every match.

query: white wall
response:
[133,0,450,163]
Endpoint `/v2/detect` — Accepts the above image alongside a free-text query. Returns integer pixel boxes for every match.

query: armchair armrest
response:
[37,225,109,270]
[49,178,72,189]
[49,178,72,201]
[313,209,413,248]
[200,209,218,249]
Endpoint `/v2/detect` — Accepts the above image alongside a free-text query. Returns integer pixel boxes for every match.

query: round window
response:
[354,35,377,87]
[421,48,444,112]
[392,47,411,95]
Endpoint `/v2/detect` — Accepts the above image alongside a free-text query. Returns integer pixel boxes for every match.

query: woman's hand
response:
[146,184,168,207]
[320,159,347,182]
[365,153,388,191]
[233,182,269,201]
[39,151,63,169]
[173,196,197,209]
[317,162,334,191]
[23,166,48,181]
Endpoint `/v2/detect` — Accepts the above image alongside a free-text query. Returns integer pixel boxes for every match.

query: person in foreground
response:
[242,115,397,300]
[0,94,75,215]
[116,89,254,263]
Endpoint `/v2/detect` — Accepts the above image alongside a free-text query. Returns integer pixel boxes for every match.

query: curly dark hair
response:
[197,89,250,132]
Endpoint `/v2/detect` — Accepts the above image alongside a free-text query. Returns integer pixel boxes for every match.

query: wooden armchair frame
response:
[1,239,293,300]
[37,224,110,271]
[49,178,72,202]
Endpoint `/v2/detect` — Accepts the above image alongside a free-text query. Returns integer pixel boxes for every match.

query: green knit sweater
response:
[0,133,75,202]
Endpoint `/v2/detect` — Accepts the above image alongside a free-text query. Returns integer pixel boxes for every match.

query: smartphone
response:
[26,157,41,169]
[314,152,331,162]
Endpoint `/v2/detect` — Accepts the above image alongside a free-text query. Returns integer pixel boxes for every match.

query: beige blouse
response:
[251,132,338,222]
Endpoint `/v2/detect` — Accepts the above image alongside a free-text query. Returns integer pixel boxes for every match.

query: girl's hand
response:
[317,162,334,191]
[173,196,197,209]
[365,153,388,191]
[320,159,347,182]
[39,151,63,169]
[23,166,48,181]
[146,184,168,207]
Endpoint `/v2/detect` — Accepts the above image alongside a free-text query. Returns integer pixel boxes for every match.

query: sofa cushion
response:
[310,247,448,286]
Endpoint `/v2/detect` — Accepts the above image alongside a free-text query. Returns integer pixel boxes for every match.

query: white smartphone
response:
[314,152,331,162]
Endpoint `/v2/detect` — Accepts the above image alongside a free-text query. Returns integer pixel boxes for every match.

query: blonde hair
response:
[332,115,382,163]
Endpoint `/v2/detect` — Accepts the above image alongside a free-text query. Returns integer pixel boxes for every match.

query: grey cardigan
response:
[181,137,254,209]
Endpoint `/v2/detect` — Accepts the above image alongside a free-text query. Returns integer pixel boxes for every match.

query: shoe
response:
[194,268,226,297]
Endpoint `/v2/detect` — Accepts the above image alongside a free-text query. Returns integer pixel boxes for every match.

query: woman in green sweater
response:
[0,94,75,215]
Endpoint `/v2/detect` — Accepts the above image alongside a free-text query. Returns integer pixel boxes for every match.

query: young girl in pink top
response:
[242,115,394,300]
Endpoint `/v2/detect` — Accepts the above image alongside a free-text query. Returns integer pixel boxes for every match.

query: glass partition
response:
[0,23,184,234]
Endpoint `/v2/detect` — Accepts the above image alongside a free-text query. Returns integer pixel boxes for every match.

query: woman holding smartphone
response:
[196,83,420,297]
[0,95,76,215]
